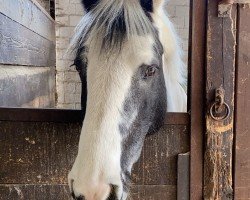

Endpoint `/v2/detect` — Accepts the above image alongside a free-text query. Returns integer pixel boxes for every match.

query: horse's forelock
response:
[81,0,156,13]
[70,0,157,57]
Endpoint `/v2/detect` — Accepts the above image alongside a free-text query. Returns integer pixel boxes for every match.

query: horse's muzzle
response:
[71,184,118,200]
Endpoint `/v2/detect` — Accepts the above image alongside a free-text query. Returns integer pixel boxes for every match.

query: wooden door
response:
[0,0,208,200]
[204,1,250,200]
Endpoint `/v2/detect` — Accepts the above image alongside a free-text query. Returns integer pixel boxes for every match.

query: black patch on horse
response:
[140,0,153,13]
[82,0,153,13]
[102,8,126,52]
[72,46,88,118]
[81,0,99,11]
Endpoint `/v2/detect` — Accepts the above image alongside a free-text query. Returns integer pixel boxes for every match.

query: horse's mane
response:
[70,0,155,55]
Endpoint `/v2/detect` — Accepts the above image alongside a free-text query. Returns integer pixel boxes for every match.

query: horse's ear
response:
[81,0,99,12]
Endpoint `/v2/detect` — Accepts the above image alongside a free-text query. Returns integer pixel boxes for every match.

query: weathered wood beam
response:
[0,121,189,199]
[220,0,250,3]
[177,152,190,200]
[0,13,56,67]
[234,5,250,199]
[0,66,55,107]
[189,0,207,199]
[204,1,236,199]
[219,0,250,17]
[0,0,55,42]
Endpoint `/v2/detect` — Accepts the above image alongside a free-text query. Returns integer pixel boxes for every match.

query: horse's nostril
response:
[108,184,118,200]
[71,186,85,200]
[71,192,76,199]
[71,192,85,200]
[76,196,85,200]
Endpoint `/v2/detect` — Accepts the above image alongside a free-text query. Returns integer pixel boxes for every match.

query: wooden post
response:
[234,5,250,199]
[189,0,207,199]
[204,0,236,199]
[178,153,190,200]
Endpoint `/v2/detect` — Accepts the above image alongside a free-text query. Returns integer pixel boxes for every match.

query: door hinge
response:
[219,0,250,17]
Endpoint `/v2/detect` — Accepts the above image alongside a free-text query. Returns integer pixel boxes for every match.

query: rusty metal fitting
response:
[209,86,231,121]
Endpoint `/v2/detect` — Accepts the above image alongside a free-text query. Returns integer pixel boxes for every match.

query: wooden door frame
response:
[204,0,236,198]
[234,4,250,199]
[189,0,207,199]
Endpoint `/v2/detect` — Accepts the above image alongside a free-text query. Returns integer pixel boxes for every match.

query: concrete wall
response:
[55,0,190,109]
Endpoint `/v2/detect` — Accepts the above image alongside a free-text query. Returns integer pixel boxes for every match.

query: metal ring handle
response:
[210,102,230,121]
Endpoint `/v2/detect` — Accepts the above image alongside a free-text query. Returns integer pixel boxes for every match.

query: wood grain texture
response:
[0,122,188,185]
[204,1,236,199]
[0,185,71,200]
[177,153,190,200]
[129,185,176,200]
[234,5,250,200]
[0,185,176,200]
[0,121,189,199]
[142,125,189,185]
[0,122,81,185]
[189,0,207,199]
[0,14,55,67]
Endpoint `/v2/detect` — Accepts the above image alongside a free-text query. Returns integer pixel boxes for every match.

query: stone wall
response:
[166,0,190,62]
[55,0,190,109]
[55,0,83,109]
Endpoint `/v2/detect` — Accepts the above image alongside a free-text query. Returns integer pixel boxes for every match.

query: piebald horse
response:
[68,0,187,199]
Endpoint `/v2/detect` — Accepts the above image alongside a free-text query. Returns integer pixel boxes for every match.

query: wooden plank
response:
[0,0,55,42]
[165,113,189,125]
[219,0,250,4]
[0,121,188,199]
[0,121,188,188]
[0,13,56,67]
[142,125,190,185]
[0,184,175,200]
[234,5,250,199]
[234,0,250,4]
[0,66,55,108]
[129,185,176,200]
[0,185,71,200]
[0,122,188,199]
[204,1,236,199]
[0,108,189,125]
[218,0,250,17]
[189,0,207,199]
[177,153,190,200]
[0,108,85,123]
[0,122,81,185]
[235,0,250,3]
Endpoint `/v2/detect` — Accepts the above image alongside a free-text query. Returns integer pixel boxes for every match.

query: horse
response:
[68,0,187,199]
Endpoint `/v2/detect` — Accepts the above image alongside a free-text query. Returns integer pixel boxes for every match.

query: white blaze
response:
[68,36,155,199]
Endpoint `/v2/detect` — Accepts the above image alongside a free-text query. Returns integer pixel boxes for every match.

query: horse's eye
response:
[145,65,158,78]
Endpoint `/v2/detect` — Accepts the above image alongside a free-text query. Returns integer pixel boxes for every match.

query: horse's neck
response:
[152,7,187,112]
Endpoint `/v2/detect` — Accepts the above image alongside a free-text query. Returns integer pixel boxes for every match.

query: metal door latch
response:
[209,86,230,121]
[219,0,250,17]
